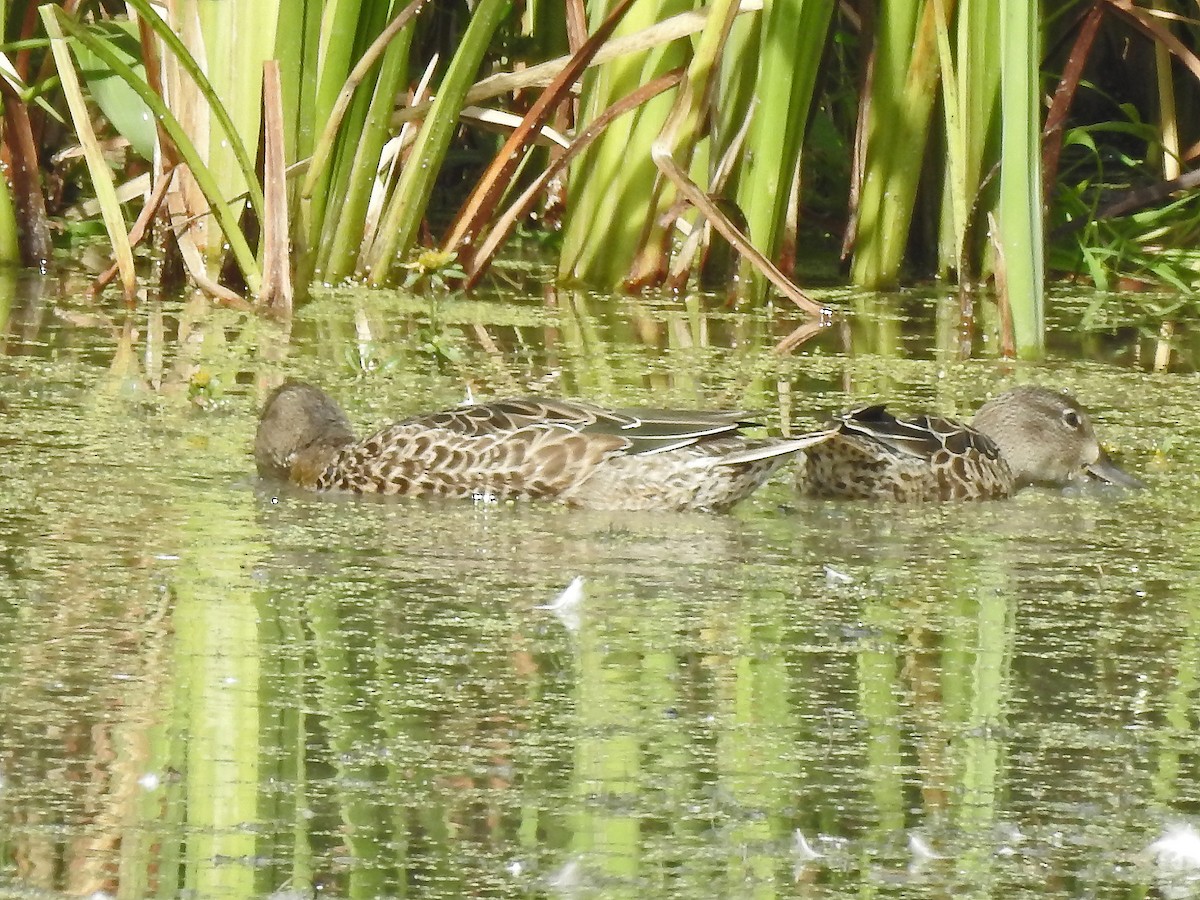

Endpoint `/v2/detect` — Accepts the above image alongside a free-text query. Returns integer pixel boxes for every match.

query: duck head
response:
[971,385,1144,489]
[255,381,356,485]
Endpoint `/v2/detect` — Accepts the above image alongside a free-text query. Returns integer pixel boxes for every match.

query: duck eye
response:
[1062,409,1082,430]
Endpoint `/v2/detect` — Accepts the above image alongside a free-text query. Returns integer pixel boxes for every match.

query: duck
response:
[254,381,825,512]
[794,384,1144,501]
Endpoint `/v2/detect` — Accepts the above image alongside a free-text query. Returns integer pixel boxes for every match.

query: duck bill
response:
[1086,449,1146,489]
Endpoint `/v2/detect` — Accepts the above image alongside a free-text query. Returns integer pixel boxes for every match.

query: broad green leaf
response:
[71,20,156,159]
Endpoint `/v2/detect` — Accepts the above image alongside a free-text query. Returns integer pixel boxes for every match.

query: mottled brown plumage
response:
[255,381,823,511]
[795,385,1143,501]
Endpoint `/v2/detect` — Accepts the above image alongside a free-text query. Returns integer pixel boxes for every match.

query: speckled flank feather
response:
[561,436,801,511]
[316,421,627,499]
[798,407,1013,501]
[795,386,1142,502]
[255,382,818,512]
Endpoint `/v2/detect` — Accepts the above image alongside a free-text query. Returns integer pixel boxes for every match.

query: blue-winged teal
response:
[794,384,1143,501]
[255,381,824,512]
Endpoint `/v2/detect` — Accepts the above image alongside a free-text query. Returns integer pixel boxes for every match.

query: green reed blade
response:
[627,0,737,287]
[931,0,991,276]
[193,0,278,232]
[851,0,945,289]
[735,0,835,268]
[0,173,17,265]
[40,4,262,293]
[318,32,415,281]
[364,0,512,285]
[932,0,966,268]
[558,0,693,285]
[304,0,410,274]
[997,1,1043,356]
[124,0,266,220]
[40,4,136,297]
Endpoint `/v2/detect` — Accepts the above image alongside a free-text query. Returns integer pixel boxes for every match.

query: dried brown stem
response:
[90,168,176,298]
[260,61,293,318]
[0,87,50,267]
[1043,3,1106,207]
[443,0,640,264]
[464,71,684,289]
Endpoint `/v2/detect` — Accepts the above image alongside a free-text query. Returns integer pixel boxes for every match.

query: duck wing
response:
[406,398,759,455]
[403,398,626,433]
[600,406,762,455]
[838,405,1002,461]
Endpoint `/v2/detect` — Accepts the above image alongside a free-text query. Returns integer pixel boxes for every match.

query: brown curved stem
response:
[0,87,50,267]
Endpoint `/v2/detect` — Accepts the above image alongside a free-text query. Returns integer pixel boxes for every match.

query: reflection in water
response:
[0,284,1191,898]
[1149,824,1200,899]
[536,576,585,634]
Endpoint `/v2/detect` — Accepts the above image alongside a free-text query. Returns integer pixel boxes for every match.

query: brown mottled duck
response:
[254,381,825,512]
[794,385,1143,501]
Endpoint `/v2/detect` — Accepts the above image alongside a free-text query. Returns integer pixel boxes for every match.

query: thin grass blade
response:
[40,4,136,299]
[44,5,262,293]
[364,0,512,286]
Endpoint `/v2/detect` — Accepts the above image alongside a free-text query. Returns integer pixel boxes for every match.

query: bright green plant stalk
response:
[365,0,512,285]
[580,82,681,286]
[121,0,266,220]
[932,0,967,265]
[849,0,923,288]
[317,5,418,281]
[40,5,136,296]
[961,0,1000,222]
[522,0,568,61]
[0,157,19,265]
[302,0,399,276]
[314,0,371,134]
[937,0,1001,275]
[190,0,279,249]
[734,0,835,267]
[44,4,263,292]
[997,1,1043,356]
[317,44,412,280]
[271,0,322,167]
[962,0,1000,273]
[274,0,334,291]
[558,0,693,285]
[851,0,948,289]
[626,0,738,284]
[713,11,758,146]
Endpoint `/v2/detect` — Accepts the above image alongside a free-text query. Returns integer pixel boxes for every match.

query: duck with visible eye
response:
[794,384,1144,502]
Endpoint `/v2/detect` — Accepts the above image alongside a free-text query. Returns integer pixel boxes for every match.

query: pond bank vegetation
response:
[0,0,1194,358]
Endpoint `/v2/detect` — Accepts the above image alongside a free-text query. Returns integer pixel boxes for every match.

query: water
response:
[0,278,1196,898]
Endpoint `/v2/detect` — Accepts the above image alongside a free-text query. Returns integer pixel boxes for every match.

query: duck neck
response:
[290,427,355,487]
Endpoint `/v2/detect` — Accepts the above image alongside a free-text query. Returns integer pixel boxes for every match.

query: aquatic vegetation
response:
[0,1,1187,357]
